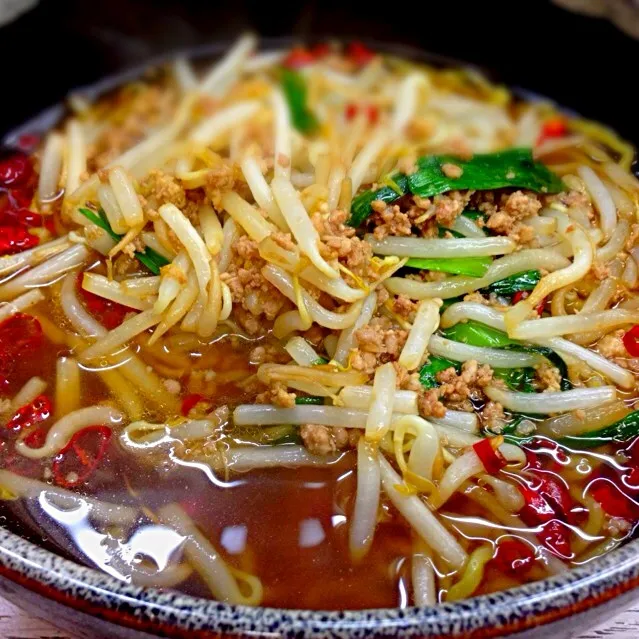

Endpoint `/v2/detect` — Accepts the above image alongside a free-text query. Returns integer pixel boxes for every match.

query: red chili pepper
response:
[0,207,45,228]
[492,538,535,576]
[535,296,547,316]
[0,313,43,389]
[77,273,134,330]
[181,393,206,416]
[518,471,574,557]
[6,395,52,433]
[22,426,47,449]
[0,154,33,188]
[542,118,567,139]
[344,103,379,124]
[0,225,39,255]
[512,290,527,304]
[473,438,507,474]
[623,325,639,357]
[17,135,40,152]
[52,425,112,488]
[282,47,316,69]
[310,43,330,58]
[591,477,638,521]
[346,41,375,66]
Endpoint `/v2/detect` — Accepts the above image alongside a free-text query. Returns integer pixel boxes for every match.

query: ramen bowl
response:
[1,38,638,639]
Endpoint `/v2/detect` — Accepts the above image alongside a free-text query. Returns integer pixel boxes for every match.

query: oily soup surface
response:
[0,36,638,609]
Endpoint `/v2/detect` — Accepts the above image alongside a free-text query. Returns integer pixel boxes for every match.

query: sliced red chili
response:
[623,326,639,357]
[0,225,39,255]
[346,41,375,66]
[0,314,43,389]
[309,43,330,58]
[181,393,206,417]
[537,117,567,145]
[77,273,134,329]
[518,471,574,557]
[473,437,507,474]
[52,425,112,488]
[6,395,52,433]
[535,296,547,316]
[17,135,40,152]
[344,103,379,124]
[492,538,535,576]
[512,290,527,305]
[0,154,33,188]
[282,47,316,69]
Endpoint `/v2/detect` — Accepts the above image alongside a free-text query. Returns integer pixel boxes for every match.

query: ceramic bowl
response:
[1,41,637,639]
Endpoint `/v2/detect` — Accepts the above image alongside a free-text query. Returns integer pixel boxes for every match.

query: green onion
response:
[349,175,410,227]
[441,320,517,348]
[462,210,485,222]
[440,320,572,390]
[311,357,329,366]
[493,367,536,393]
[79,207,120,242]
[505,344,572,391]
[281,68,319,134]
[348,148,565,226]
[78,207,169,275]
[487,270,541,296]
[405,256,492,277]
[295,396,324,405]
[558,410,639,449]
[419,356,460,388]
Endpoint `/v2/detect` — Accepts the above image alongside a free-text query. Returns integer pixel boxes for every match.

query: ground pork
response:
[392,295,418,320]
[300,424,359,455]
[436,360,493,410]
[535,362,562,392]
[352,317,408,370]
[220,235,288,334]
[370,201,412,239]
[474,189,541,243]
[140,169,186,209]
[313,209,374,279]
[256,381,296,407]
[88,85,177,170]
[417,388,446,419]
[441,162,463,179]
[481,401,506,432]
[604,516,632,538]
[392,362,422,392]
[249,344,290,365]
[597,330,628,359]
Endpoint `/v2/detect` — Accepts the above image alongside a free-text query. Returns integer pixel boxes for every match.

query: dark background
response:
[1,0,637,141]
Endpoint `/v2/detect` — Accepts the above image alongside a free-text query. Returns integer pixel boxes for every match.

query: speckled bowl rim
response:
[1,37,638,639]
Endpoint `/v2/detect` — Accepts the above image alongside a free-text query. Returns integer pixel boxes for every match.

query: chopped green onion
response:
[311,357,329,366]
[558,410,639,449]
[78,207,169,275]
[349,148,565,226]
[493,367,536,393]
[295,396,324,405]
[79,207,120,242]
[349,175,410,227]
[441,320,517,348]
[408,149,565,199]
[281,68,319,134]
[462,210,485,222]
[405,256,492,277]
[487,270,542,296]
[419,356,460,388]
